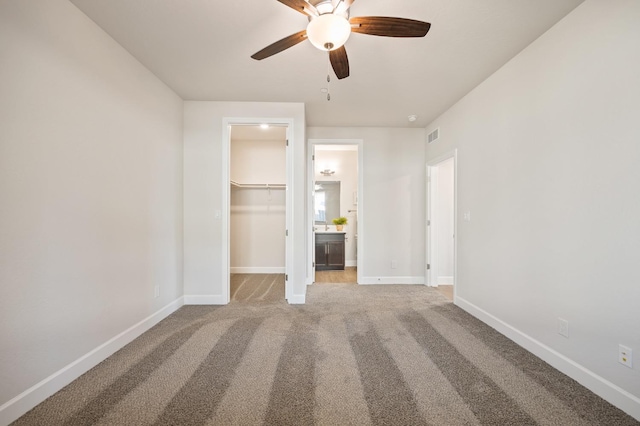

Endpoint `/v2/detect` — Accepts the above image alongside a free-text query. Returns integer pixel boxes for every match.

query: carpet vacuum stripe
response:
[263,318,318,425]
[152,317,264,426]
[420,308,588,426]
[345,313,429,426]
[207,316,292,426]
[398,310,537,425]
[431,304,640,426]
[10,284,638,426]
[94,319,238,426]
[368,310,481,425]
[61,320,209,426]
[314,313,371,425]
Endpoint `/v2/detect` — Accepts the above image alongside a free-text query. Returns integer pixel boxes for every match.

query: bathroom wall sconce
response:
[320,169,335,176]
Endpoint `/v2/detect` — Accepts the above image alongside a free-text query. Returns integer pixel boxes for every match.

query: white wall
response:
[230,138,286,272]
[315,149,358,265]
[425,0,640,419]
[307,128,426,284]
[0,0,184,422]
[183,102,305,302]
[231,139,286,184]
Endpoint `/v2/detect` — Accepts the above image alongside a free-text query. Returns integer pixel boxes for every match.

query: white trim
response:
[223,118,295,304]
[428,165,440,286]
[456,296,640,422]
[0,297,184,426]
[307,139,364,285]
[183,294,227,305]
[230,267,286,274]
[359,276,425,285]
[288,294,306,304]
[437,276,454,285]
[345,260,357,267]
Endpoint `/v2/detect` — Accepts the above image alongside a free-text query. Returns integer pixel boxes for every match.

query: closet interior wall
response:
[230,127,287,274]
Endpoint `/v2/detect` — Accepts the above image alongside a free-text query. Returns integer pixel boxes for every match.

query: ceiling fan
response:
[251,0,431,80]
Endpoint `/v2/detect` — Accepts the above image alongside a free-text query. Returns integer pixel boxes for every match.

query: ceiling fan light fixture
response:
[306,14,351,51]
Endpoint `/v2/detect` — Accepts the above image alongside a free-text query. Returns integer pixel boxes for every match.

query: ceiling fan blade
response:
[277,0,318,17]
[350,16,431,37]
[251,30,308,60]
[329,46,349,79]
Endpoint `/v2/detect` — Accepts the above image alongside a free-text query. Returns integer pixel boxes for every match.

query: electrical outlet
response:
[558,318,569,338]
[619,345,633,368]
[154,285,160,298]
[391,260,398,269]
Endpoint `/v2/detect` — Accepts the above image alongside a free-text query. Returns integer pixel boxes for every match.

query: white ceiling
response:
[69,0,585,128]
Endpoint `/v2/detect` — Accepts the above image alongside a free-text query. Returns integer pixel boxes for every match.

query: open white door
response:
[426,150,457,298]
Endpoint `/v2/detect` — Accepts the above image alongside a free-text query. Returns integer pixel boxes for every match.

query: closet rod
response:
[230,180,286,189]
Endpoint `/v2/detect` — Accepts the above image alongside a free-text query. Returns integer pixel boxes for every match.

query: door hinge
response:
[285,274,288,281]
[286,139,289,146]
[427,264,431,270]
[312,154,315,161]
[312,262,315,267]
[286,229,288,237]
[427,220,431,226]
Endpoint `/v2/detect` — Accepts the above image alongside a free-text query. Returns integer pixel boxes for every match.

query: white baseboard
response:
[437,276,453,285]
[0,297,184,426]
[345,260,357,267]
[288,294,306,304]
[359,276,425,285]
[455,296,640,422]
[183,294,227,305]
[230,267,285,274]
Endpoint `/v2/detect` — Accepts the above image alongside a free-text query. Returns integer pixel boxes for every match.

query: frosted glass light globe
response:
[306,14,351,51]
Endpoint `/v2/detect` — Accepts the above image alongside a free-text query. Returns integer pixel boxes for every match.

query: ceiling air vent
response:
[427,128,440,144]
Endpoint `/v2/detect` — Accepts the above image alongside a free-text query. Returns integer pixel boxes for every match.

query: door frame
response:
[222,117,294,303]
[307,138,363,285]
[426,150,458,298]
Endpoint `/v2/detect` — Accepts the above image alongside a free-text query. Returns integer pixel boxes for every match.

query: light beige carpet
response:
[12,285,638,425]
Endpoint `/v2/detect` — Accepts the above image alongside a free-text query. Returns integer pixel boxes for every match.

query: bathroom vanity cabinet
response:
[315,232,345,271]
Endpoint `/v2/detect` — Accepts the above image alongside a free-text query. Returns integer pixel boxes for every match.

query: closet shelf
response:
[230,180,286,189]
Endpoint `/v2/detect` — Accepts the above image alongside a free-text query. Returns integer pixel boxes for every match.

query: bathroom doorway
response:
[426,150,457,301]
[307,139,363,285]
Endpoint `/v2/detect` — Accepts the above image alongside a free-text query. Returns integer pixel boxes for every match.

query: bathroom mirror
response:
[314,181,340,225]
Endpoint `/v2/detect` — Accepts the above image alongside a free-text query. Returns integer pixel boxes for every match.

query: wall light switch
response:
[463,211,471,222]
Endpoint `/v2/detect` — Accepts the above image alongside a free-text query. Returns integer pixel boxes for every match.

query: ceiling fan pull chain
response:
[326,53,331,101]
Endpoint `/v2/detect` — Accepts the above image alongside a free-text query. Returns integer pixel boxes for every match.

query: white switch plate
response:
[463,211,471,222]
[619,345,633,368]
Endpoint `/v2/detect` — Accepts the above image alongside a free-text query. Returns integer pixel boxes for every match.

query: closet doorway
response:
[223,121,293,303]
[308,139,363,286]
